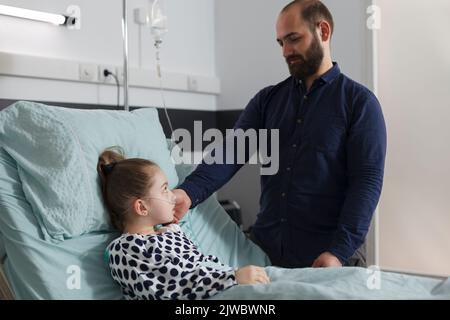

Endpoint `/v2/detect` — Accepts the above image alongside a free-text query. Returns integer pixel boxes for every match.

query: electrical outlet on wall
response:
[79,63,97,82]
[98,65,117,84]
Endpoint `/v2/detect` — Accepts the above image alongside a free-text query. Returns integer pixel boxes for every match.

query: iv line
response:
[155,43,174,141]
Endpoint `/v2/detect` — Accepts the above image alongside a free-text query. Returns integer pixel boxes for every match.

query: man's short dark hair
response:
[282,0,334,37]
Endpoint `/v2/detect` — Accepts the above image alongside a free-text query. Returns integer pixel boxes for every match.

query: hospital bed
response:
[0,101,449,300]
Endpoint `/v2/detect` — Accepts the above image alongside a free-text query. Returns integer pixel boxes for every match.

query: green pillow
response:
[0,101,178,243]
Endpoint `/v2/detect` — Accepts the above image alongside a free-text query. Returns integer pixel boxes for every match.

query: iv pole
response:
[122,0,129,111]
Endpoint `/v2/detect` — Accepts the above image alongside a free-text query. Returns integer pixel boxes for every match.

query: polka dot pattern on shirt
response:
[107,224,237,300]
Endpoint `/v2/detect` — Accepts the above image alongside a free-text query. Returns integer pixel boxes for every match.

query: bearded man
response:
[173,0,387,268]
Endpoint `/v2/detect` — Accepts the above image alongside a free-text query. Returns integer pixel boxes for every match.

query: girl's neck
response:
[123,223,157,236]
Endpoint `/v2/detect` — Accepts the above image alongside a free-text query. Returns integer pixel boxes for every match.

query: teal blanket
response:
[212,267,450,300]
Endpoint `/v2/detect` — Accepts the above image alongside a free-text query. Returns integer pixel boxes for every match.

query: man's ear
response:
[133,199,149,217]
[318,20,331,42]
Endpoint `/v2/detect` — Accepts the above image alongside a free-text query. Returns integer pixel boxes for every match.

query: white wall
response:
[322,0,373,87]
[0,0,217,110]
[215,0,287,111]
[377,0,450,277]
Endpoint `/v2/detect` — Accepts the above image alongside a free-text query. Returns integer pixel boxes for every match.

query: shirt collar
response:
[296,61,341,87]
[320,62,341,84]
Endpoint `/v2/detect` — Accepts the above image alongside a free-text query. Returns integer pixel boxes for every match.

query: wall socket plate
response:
[187,76,199,91]
[79,63,97,82]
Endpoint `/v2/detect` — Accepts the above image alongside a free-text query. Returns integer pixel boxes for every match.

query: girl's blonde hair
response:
[96,147,160,232]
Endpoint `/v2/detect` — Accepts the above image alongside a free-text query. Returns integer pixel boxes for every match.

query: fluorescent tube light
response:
[0,4,72,25]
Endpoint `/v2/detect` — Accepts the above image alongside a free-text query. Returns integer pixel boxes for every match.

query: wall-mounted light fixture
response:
[0,4,78,27]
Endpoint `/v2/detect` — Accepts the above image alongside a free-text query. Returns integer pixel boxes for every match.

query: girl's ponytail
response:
[96,147,126,230]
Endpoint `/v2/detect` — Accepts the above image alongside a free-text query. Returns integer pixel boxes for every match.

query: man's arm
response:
[328,92,387,264]
[174,89,266,217]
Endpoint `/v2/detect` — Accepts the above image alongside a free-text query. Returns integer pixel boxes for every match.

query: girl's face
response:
[143,169,176,225]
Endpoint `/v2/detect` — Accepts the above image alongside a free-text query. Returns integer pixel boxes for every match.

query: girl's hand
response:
[235,265,270,285]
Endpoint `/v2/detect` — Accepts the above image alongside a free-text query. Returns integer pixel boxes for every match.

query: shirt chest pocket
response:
[306,115,347,153]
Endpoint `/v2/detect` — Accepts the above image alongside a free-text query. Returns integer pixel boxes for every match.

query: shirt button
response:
[281,218,287,223]
[303,95,308,100]
[286,167,291,171]
[281,193,286,197]
[292,144,297,148]
[297,118,302,124]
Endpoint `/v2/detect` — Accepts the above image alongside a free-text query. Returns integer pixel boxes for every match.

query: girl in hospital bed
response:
[97,148,270,300]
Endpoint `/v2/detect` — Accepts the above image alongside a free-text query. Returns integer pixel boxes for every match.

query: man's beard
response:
[286,33,324,81]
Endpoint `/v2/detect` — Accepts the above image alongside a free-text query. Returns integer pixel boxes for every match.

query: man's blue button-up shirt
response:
[179,63,387,267]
